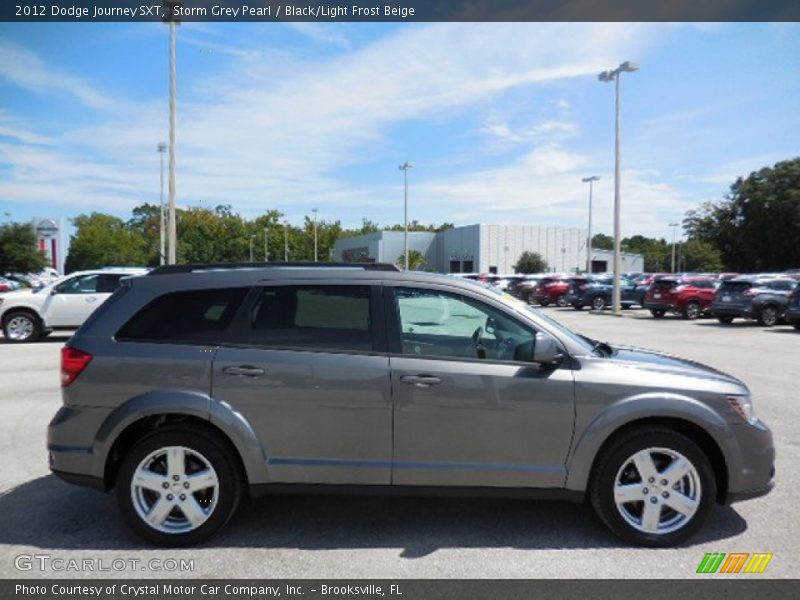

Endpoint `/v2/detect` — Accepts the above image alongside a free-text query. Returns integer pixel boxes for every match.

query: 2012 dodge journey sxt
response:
[48,263,775,546]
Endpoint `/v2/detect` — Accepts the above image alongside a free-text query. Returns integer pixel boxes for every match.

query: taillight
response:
[61,347,92,387]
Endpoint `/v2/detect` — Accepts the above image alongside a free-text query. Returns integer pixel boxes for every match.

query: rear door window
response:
[116,287,249,344]
[246,285,374,352]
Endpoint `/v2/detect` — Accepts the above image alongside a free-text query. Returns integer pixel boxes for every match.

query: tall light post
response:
[264,227,269,262]
[163,2,180,264]
[284,221,289,261]
[598,61,638,315]
[669,222,679,273]
[249,234,256,262]
[398,161,413,270]
[312,208,318,262]
[157,142,167,265]
[582,175,600,273]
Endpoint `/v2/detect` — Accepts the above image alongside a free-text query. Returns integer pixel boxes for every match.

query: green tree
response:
[0,222,48,275]
[621,235,670,272]
[396,250,427,270]
[513,251,548,274]
[681,238,723,272]
[684,157,800,271]
[591,233,614,250]
[65,213,148,273]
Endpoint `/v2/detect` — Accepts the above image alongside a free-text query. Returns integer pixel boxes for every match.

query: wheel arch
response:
[566,397,733,504]
[94,391,265,492]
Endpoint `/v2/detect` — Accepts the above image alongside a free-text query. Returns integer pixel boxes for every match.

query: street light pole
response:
[312,208,318,262]
[598,61,638,315]
[398,161,413,270]
[157,142,167,265]
[166,19,178,264]
[582,176,600,273]
[669,222,679,273]
[264,227,269,262]
[284,222,289,261]
[249,234,255,262]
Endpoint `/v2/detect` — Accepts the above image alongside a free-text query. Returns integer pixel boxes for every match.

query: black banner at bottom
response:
[1,580,797,600]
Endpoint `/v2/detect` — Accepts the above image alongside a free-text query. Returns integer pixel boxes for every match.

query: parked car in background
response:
[710,277,795,326]
[783,282,800,330]
[0,277,20,292]
[643,276,718,319]
[48,262,774,547]
[515,276,542,303]
[0,267,147,342]
[530,276,573,307]
[569,275,641,310]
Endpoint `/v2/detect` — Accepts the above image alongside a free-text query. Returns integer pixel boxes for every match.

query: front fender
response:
[564,392,739,493]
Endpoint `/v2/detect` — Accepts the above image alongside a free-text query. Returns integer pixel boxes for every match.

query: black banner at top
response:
[3,0,800,23]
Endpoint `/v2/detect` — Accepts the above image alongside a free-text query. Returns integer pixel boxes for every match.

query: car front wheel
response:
[117,427,243,546]
[2,311,41,342]
[757,305,779,327]
[683,301,701,320]
[591,296,607,311]
[590,428,715,547]
[650,309,666,318]
[556,294,568,308]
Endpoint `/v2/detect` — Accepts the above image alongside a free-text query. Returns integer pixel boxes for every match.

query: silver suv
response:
[48,263,774,547]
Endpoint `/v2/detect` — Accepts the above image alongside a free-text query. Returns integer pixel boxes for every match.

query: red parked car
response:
[643,276,718,319]
[530,276,574,307]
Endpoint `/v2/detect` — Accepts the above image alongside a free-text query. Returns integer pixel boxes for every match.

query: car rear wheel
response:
[539,298,550,307]
[556,294,568,308]
[683,301,701,320]
[590,428,715,547]
[2,311,41,343]
[591,296,607,311]
[650,309,666,318]
[757,305,779,327]
[717,316,734,324]
[117,427,243,546]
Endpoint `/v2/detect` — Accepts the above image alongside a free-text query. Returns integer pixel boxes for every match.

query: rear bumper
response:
[784,307,800,324]
[47,404,112,490]
[643,301,677,311]
[711,304,753,318]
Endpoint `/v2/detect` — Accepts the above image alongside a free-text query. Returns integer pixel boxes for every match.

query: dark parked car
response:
[780,281,800,330]
[49,262,774,547]
[710,277,795,326]
[568,276,641,310]
[643,277,718,319]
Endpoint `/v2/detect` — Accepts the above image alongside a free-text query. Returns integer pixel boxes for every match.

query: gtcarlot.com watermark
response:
[14,554,194,573]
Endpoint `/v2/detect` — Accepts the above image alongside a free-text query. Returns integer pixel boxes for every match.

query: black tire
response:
[650,309,666,318]
[556,294,568,308]
[591,296,606,311]
[573,304,584,311]
[2,310,41,343]
[757,305,779,327]
[794,324,800,331]
[683,301,701,320]
[539,298,550,307]
[116,427,243,546]
[589,427,716,547]
[717,316,734,324]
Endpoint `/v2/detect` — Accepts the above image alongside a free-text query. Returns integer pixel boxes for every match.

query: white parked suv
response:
[0,267,148,342]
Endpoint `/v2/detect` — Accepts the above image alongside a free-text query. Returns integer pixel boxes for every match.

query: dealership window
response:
[462,260,474,273]
[449,260,461,273]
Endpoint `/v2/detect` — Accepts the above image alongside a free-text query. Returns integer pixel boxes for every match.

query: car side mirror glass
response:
[532,332,563,366]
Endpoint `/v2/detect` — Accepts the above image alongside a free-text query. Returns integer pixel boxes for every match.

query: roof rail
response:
[146,261,400,276]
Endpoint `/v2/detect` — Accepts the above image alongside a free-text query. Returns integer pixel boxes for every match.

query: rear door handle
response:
[400,375,443,388]
[222,365,265,377]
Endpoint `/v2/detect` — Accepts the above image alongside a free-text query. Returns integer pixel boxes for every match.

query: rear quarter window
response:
[116,287,249,344]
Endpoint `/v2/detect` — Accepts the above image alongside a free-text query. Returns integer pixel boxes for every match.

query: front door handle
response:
[400,374,443,388]
[222,365,265,377]
[86,296,98,303]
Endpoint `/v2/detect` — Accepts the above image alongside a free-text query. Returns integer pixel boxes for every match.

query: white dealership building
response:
[334,224,644,274]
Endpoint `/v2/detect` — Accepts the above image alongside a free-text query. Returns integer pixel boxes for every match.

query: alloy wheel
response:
[6,315,34,341]
[130,446,219,534]
[760,306,778,327]
[613,447,701,535]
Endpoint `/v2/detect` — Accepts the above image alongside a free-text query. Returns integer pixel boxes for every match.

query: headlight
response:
[727,395,757,425]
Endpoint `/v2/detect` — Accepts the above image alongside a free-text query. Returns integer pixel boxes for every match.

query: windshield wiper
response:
[580,334,613,357]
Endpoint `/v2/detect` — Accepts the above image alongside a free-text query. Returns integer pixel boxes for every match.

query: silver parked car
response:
[48,263,774,546]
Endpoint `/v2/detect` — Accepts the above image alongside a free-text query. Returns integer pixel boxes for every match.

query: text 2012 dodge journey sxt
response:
[48,263,774,547]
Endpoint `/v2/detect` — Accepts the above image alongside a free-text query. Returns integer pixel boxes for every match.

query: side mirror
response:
[532,332,563,366]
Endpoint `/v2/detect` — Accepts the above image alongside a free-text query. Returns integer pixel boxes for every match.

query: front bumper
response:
[726,419,775,504]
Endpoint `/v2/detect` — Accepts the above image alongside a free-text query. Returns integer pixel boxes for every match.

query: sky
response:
[0,22,798,242]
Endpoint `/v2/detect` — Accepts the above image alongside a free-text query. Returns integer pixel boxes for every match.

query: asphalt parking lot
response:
[0,309,796,579]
